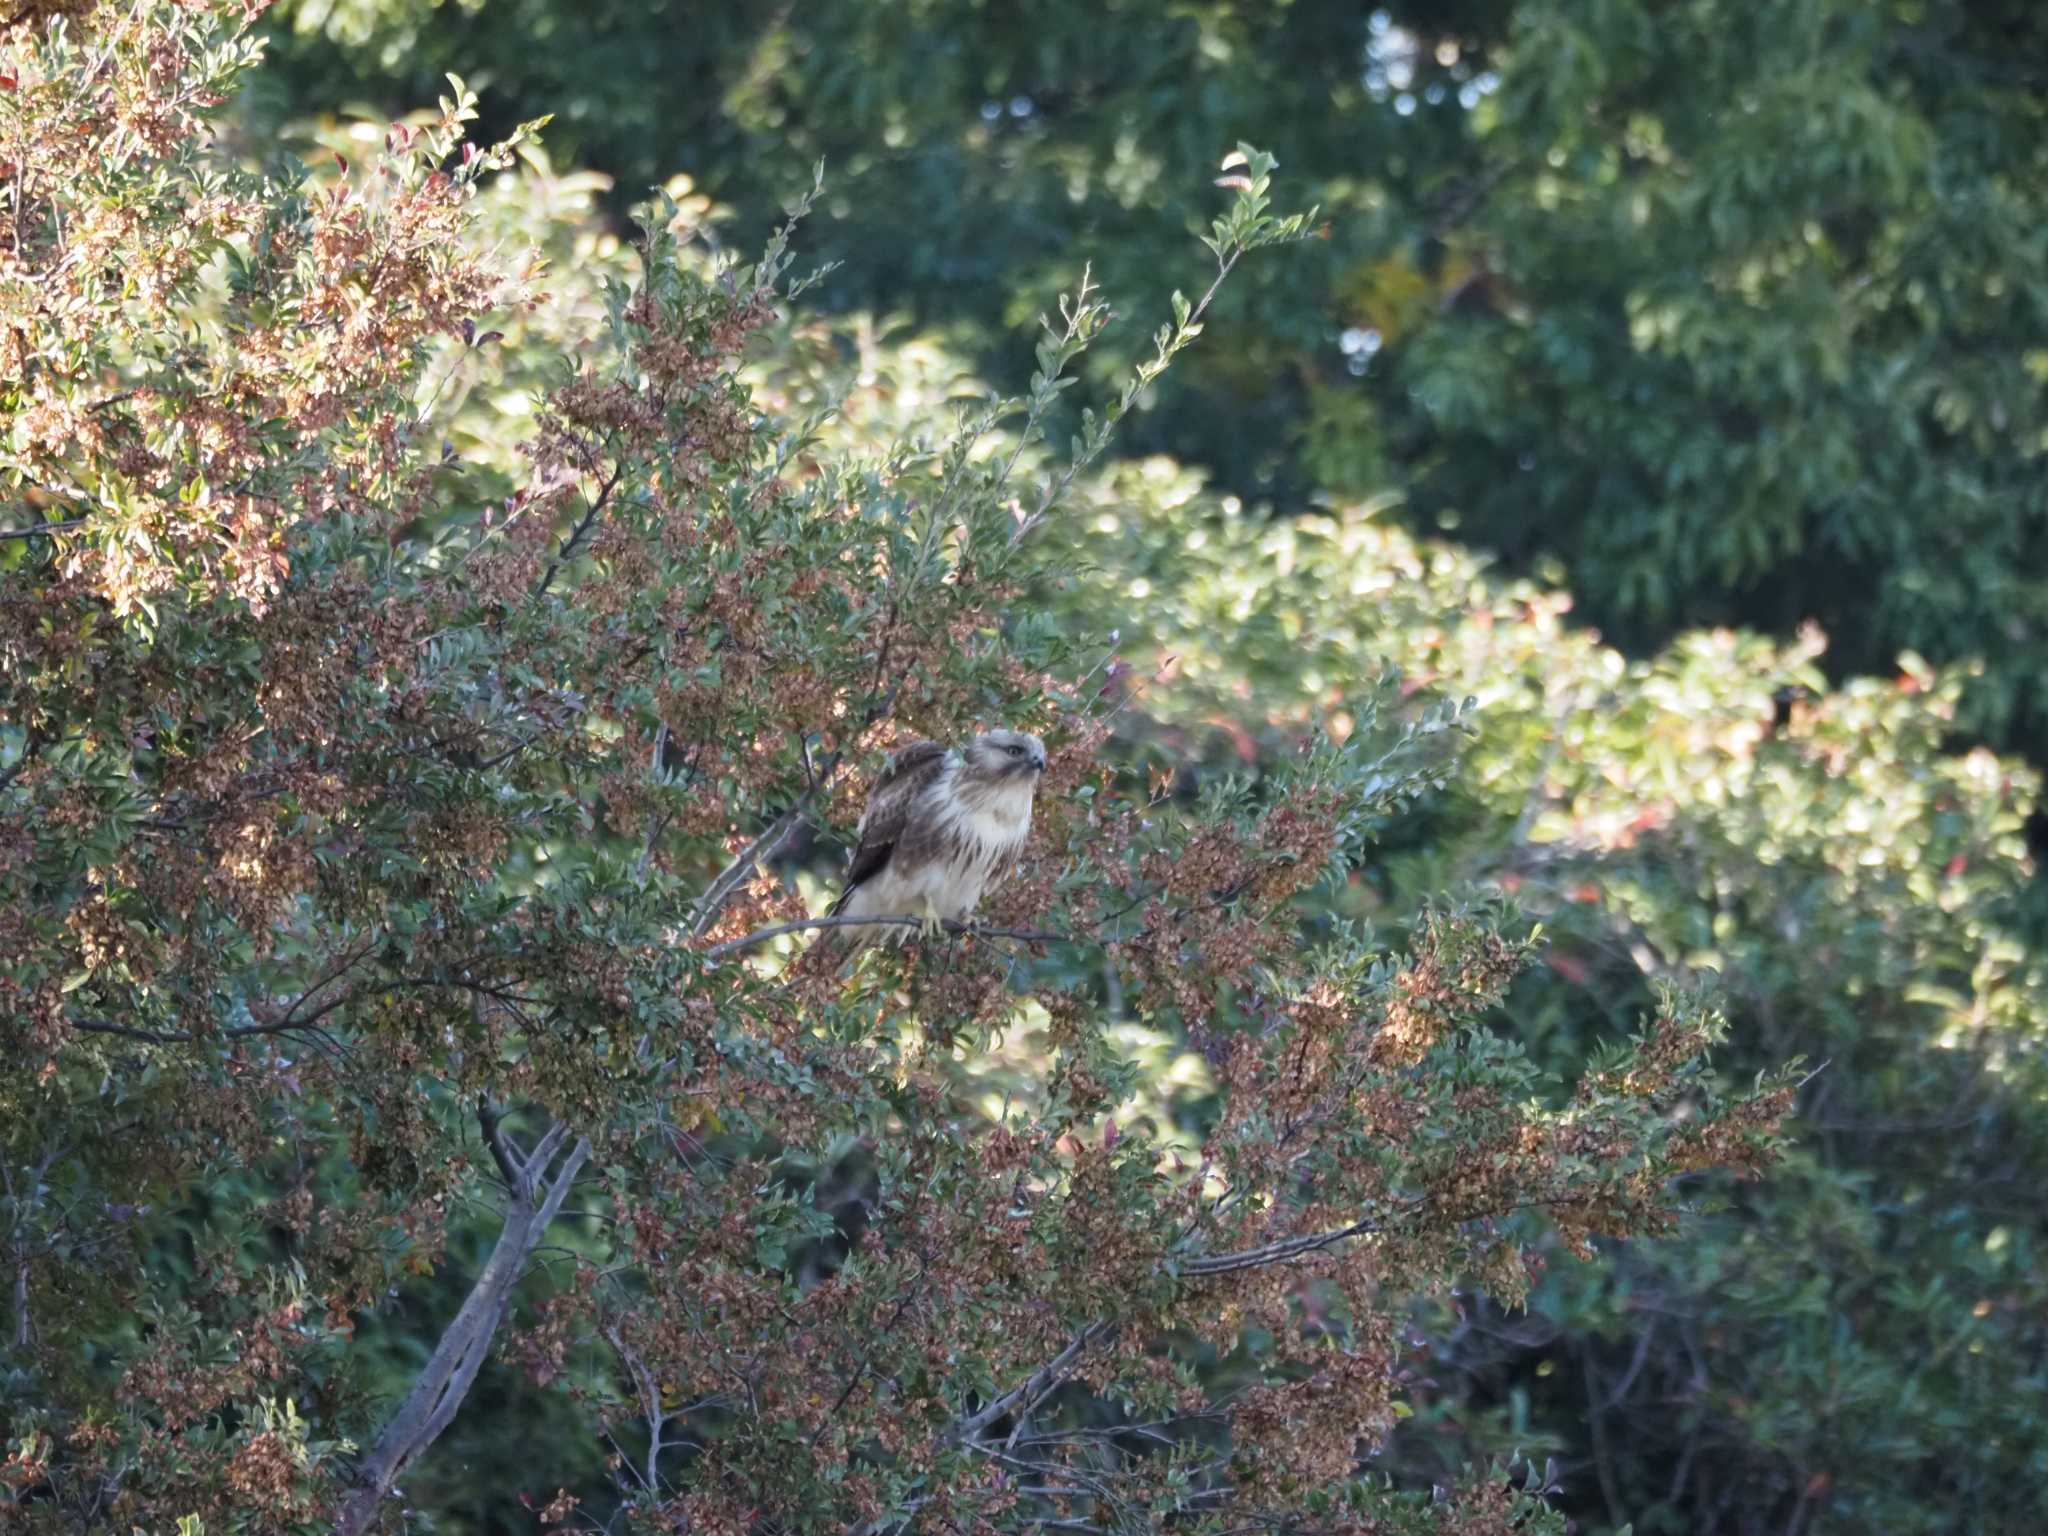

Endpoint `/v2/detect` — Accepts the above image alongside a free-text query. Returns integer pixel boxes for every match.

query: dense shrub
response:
[0,7,1791,1533]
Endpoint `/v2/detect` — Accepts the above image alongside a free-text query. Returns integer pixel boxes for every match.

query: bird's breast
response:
[926,784,1032,898]
[952,795,1031,848]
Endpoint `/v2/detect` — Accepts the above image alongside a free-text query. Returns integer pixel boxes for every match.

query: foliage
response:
[222,0,2048,1528]
[255,0,2048,751]
[1048,469,2048,1533]
[0,8,1791,1534]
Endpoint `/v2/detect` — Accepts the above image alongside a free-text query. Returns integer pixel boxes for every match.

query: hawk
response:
[826,728,1048,946]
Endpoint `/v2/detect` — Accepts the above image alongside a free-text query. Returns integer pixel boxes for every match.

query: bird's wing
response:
[828,740,951,914]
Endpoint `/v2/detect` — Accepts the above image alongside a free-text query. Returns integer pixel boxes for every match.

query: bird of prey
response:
[826,728,1048,946]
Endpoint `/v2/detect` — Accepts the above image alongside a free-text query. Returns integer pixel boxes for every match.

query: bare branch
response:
[687,759,841,939]
[812,1265,925,1449]
[67,973,536,1047]
[534,459,624,599]
[477,1098,522,1189]
[702,913,1076,960]
[0,518,86,540]
[3,1143,59,1353]
[0,729,47,798]
[951,1323,1112,1445]
[336,1133,590,1536]
[1176,1215,1386,1277]
[634,723,677,884]
[601,1320,669,1493]
[523,1122,570,1183]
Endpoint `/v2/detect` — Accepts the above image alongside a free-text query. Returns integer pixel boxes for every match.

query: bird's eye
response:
[1004,744,1024,757]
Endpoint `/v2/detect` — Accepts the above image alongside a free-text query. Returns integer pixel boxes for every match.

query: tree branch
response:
[67,974,535,1047]
[0,518,86,540]
[679,662,912,939]
[477,1097,523,1188]
[701,912,1076,959]
[938,1196,1501,1472]
[687,758,842,939]
[601,1320,669,1493]
[0,727,49,798]
[950,1323,1112,1446]
[70,1014,348,1046]
[336,1132,590,1536]
[1175,1214,1388,1277]
[533,460,624,599]
[1429,154,1524,238]
[2,1144,59,1354]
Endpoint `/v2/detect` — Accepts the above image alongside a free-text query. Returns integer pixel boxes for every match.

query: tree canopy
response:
[258,0,2048,750]
[6,4,2046,1535]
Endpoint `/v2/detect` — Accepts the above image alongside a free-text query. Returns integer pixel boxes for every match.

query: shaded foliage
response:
[257,0,2048,750]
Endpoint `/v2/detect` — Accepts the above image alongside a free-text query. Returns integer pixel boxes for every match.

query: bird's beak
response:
[1031,753,1047,773]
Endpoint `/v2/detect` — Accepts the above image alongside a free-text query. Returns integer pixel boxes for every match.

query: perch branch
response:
[702,913,1075,959]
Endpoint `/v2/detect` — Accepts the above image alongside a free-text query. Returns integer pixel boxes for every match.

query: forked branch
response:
[335,1121,589,1536]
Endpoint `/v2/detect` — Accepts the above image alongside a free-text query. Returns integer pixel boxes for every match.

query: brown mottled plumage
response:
[825,728,1047,945]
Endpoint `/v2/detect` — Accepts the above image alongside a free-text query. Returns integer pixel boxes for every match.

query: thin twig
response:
[1177,1213,1390,1277]
[702,913,1074,960]
[811,1266,925,1449]
[68,973,535,1046]
[0,518,86,540]
[533,460,624,599]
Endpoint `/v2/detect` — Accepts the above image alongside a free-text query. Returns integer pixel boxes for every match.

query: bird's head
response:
[962,728,1048,783]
